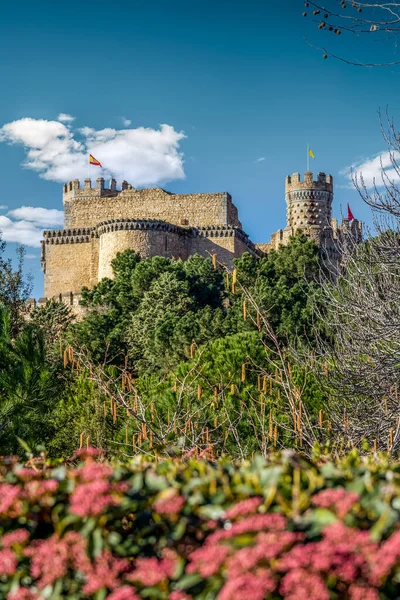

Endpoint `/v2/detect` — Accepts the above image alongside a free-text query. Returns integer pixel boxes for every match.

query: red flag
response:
[89,154,102,167]
[347,204,355,222]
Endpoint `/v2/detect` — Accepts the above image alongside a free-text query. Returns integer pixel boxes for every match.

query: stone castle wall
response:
[38,171,362,308]
[41,178,256,300]
[63,179,241,229]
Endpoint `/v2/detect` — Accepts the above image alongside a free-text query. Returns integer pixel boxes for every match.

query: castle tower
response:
[285,171,333,237]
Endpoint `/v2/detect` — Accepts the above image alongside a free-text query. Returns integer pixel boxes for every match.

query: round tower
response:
[285,171,333,234]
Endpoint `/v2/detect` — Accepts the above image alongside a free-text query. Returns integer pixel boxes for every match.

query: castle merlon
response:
[286,171,333,191]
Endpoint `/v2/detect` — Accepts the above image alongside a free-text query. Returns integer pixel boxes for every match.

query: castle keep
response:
[39,171,361,303]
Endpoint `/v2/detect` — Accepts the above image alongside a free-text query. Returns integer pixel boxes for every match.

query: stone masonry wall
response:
[43,239,99,297]
[98,227,188,280]
[63,182,242,230]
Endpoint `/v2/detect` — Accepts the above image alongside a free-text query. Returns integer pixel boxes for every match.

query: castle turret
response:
[285,171,333,234]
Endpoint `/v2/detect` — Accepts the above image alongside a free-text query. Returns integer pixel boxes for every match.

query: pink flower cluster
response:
[185,496,400,600]
[24,531,90,589]
[70,462,128,517]
[127,552,177,586]
[312,487,360,518]
[82,549,129,594]
[153,493,185,515]
[0,483,22,517]
[224,496,262,520]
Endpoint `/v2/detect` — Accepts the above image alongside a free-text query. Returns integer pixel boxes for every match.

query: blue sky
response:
[0,0,398,297]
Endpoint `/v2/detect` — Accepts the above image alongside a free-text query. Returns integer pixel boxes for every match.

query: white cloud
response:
[25,253,39,259]
[0,117,186,187]
[0,206,64,247]
[255,157,265,162]
[0,216,43,247]
[8,206,64,227]
[0,205,8,210]
[123,118,131,127]
[57,113,75,123]
[341,150,400,188]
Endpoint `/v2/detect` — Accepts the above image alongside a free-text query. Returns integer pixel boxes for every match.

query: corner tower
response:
[285,171,333,235]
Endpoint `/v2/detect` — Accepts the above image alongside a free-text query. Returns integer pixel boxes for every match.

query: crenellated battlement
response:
[62,178,134,200]
[286,171,333,191]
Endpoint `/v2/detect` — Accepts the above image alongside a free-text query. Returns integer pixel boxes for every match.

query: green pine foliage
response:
[0,232,328,458]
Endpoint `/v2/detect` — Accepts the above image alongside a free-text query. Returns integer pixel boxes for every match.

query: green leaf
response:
[16,437,31,455]
[175,573,204,590]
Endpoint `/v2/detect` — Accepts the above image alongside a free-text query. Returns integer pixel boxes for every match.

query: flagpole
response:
[307,142,309,172]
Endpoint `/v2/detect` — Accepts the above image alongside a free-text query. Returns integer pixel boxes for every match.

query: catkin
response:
[230,383,235,394]
[197,385,202,400]
[79,432,84,449]
[214,387,218,405]
[263,376,267,393]
[241,363,246,382]
[243,300,247,320]
[212,254,217,269]
[274,424,278,446]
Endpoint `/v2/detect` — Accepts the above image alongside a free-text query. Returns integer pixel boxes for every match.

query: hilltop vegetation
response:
[0,233,327,458]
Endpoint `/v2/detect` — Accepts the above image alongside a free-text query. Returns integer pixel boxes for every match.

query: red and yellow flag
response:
[89,154,102,167]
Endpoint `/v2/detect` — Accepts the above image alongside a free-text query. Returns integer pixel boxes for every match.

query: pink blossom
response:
[2,528,30,547]
[153,494,185,515]
[312,488,359,518]
[372,529,400,582]
[83,550,129,594]
[73,446,105,460]
[0,483,22,517]
[70,462,127,517]
[14,468,43,481]
[349,585,379,600]
[128,555,177,586]
[8,588,39,600]
[218,570,276,600]
[280,568,329,600]
[169,592,192,600]
[106,586,140,600]
[23,479,58,503]
[0,548,17,575]
[25,535,68,588]
[187,544,230,577]
[227,536,298,575]
[224,497,262,520]
[24,532,90,589]
[208,513,286,544]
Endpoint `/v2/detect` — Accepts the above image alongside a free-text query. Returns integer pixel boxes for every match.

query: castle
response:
[35,171,361,309]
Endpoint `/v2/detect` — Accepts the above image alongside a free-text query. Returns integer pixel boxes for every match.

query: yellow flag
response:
[309,149,315,159]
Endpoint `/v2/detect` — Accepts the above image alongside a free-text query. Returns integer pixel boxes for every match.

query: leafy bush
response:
[2,450,400,599]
